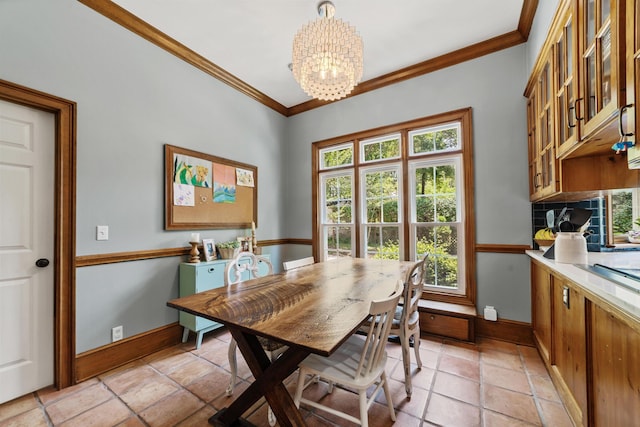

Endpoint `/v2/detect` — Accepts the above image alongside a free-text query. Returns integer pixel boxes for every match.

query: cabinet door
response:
[556,2,581,156]
[590,304,640,426]
[529,51,560,201]
[539,52,560,199]
[552,279,588,426]
[527,93,541,198]
[531,261,552,363]
[194,261,225,292]
[579,0,626,139]
[625,0,639,141]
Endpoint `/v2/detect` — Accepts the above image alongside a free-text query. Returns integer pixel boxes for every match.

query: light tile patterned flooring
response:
[0,330,574,427]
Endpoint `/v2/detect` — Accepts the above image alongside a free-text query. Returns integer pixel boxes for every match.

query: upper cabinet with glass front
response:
[625,0,639,147]
[529,50,560,200]
[572,0,627,156]
[525,0,640,201]
[555,2,581,157]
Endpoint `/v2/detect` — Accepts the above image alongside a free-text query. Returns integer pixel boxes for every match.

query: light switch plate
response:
[96,225,109,241]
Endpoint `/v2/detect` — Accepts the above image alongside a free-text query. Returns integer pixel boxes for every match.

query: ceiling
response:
[84,0,534,114]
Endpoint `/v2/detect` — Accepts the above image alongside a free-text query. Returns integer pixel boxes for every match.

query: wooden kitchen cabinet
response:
[590,304,640,426]
[525,0,640,201]
[527,50,560,201]
[623,0,639,162]
[573,0,627,153]
[551,278,588,426]
[531,260,553,363]
[530,257,640,427]
[555,1,581,157]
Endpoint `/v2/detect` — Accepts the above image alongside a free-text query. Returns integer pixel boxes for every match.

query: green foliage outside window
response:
[612,190,632,234]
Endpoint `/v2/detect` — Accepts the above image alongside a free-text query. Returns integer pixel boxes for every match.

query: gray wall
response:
[1,0,559,352]
[1,0,287,353]
[526,0,561,77]
[284,45,533,322]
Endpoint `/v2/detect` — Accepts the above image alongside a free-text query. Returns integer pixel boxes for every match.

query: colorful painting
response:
[173,154,212,188]
[236,167,255,187]
[173,183,195,206]
[213,163,236,203]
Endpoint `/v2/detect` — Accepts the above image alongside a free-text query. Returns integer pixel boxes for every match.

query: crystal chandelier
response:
[291,1,363,101]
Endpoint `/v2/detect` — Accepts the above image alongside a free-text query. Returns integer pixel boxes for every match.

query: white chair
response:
[359,255,427,399]
[293,281,402,427]
[282,256,315,271]
[224,251,283,427]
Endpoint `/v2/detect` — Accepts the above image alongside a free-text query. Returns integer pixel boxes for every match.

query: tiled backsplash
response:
[532,198,603,251]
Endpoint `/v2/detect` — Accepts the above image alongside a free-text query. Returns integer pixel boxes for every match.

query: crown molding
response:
[79,0,537,117]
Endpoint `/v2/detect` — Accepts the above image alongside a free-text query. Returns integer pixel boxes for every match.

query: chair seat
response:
[299,335,388,388]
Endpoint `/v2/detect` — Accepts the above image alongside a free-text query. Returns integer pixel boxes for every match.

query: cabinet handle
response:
[208,267,216,273]
[573,98,584,121]
[534,172,542,188]
[429,315,436,320]
[618,104,634,137]
[567,104,576,128]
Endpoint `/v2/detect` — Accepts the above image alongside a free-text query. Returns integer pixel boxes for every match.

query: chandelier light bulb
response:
[291,1,363,101]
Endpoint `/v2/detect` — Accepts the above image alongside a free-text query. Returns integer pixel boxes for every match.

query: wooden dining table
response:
[167,257,413,427]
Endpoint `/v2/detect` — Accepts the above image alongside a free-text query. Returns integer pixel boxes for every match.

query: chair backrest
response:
[225,251,274,285]
[400,255,428,327]
[282,256,315,271]
[355,281,403,378]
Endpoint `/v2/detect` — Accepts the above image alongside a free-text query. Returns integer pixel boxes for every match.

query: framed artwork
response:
[202,238,217,261]
[237,236,252,253]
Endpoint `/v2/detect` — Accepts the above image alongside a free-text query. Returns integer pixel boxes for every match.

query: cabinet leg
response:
[196,331,204,349]
[182,327,190,343]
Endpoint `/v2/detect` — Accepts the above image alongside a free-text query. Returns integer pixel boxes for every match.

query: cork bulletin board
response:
[164,144,257,230]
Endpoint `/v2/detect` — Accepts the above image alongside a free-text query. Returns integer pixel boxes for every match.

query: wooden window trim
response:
[312,107,476,306]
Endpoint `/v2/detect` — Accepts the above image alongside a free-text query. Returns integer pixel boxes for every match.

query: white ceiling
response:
[111,0,525,108]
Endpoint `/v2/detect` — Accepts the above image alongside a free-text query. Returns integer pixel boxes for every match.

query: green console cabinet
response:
[179,254,271,348]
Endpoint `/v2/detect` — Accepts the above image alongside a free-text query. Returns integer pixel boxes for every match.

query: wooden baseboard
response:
[75,323,183,382]
[475,316,534,346]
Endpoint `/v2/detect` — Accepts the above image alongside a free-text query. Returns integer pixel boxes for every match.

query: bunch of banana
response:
[534,228,556,240]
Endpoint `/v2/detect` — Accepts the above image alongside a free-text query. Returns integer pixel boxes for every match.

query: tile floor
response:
[0,330,574,427]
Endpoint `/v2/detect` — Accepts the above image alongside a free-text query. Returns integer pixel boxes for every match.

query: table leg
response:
[210,329,309,427]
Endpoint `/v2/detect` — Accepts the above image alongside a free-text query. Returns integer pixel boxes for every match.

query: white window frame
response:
[409,154,466,295]
[359,163,403,259]
[319,142,354,170]
[319,170,355,260]
[359,133,401,164]
[408,122,462,156]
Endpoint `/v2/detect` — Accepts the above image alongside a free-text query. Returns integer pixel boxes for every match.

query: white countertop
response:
[527,250,640,322]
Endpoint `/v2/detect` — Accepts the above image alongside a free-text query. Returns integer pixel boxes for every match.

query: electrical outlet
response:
[111,325,123,342]
[484,305,498,321]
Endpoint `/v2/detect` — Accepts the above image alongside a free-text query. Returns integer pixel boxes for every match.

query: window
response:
[409,156,465,294]
[361,164,402,259]
[320,170,354,258]
[610,188,640,243]
[313,109,475,304]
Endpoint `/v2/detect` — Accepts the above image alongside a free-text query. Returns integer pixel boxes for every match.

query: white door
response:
[0,99,54,404]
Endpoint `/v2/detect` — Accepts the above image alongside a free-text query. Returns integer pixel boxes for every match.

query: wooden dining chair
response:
[293,281,402,427]
[359,254,427,399]
[223,251,283,427]
[282,256,315,271]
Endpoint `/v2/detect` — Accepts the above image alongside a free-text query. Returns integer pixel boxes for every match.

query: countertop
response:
[526,250,640,323]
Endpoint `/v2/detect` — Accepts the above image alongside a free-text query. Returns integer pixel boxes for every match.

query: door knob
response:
[35,258,50,268]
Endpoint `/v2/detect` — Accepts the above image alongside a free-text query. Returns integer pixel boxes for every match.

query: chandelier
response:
[291,1,363,101]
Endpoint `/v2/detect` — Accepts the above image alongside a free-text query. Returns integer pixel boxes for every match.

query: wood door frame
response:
[0,79,76,389]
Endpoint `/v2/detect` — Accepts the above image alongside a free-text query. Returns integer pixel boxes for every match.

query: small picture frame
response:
[202,238,216,261]
[237,236,252,253]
